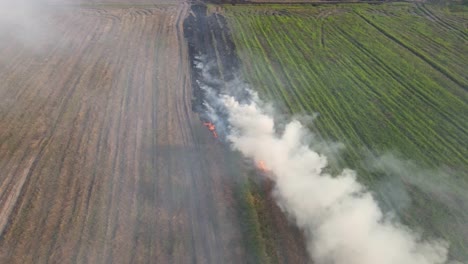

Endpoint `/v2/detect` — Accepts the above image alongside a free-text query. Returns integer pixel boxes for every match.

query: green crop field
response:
[220,2,468,261]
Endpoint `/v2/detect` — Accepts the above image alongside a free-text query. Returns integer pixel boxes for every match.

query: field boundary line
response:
[416,3,468,40]
[355,11,467,90]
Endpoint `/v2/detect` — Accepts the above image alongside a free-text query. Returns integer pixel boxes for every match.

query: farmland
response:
[220,2,468,261]
[0,0,466,263]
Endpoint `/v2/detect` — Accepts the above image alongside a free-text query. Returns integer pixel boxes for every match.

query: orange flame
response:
[203,122,218,138]
[256,160,268,172]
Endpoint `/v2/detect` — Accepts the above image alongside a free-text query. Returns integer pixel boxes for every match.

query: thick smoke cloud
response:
[195,55,465,263]
[222,95,454,264]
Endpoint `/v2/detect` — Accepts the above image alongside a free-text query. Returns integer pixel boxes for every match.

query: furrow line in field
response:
[417,3,468,40]
[356,11,467,90]
[268,15,371,152]
[330,28,458,165]
[230,18,292,107]
[331,23,467,165]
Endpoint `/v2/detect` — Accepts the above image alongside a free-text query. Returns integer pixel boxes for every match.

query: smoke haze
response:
[0,0,76,49]
[368,154,468,217]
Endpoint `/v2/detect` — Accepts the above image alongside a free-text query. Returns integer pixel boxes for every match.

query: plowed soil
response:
[0,2,257,263]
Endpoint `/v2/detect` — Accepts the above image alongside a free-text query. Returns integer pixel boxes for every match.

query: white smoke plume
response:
[221,94,458,264]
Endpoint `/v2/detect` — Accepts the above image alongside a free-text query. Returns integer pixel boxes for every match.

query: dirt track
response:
[0,2,253,263]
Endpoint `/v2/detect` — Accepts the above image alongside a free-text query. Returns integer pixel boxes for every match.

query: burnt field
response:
[184,4,310,262]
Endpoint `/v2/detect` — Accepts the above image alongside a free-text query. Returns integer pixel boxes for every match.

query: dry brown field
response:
[0,2,241,263]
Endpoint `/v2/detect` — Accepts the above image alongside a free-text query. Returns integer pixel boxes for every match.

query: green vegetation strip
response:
[223,2,468,261]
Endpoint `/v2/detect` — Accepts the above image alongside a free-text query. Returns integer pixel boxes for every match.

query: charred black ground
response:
[183,5,310,263]
[184,4,254,140]
[184,4,241,113]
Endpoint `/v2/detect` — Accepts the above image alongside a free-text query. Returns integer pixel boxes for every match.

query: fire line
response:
[203,122,218,138]
[256,160,268,172]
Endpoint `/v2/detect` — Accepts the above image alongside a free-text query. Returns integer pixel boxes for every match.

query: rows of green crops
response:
[222,2,467,261]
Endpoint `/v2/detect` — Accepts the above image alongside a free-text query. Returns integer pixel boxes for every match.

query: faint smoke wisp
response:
[0,0,65,49]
